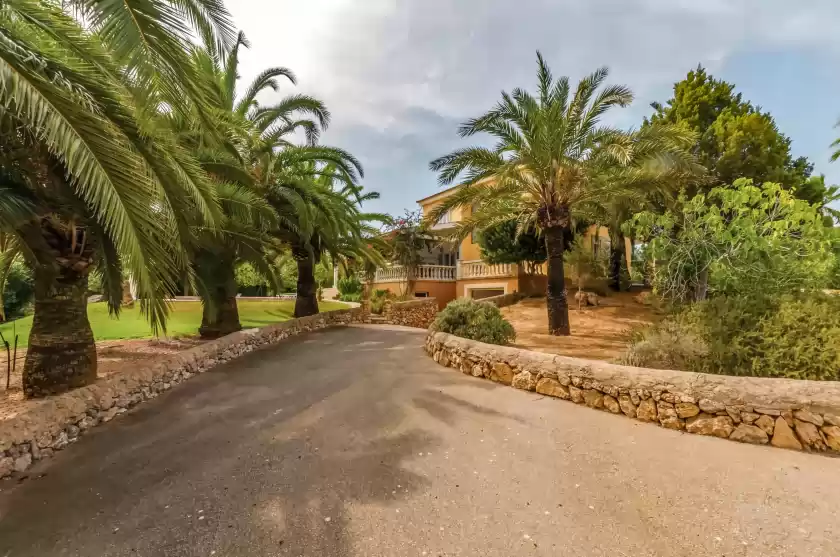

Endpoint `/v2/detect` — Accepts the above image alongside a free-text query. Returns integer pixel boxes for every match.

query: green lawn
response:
[0,300,349,348]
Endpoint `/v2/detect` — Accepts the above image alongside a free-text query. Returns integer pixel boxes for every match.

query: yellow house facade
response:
[368,185,632,308]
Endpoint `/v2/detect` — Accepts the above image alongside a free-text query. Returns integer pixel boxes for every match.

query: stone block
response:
[636,399,657,422]
[675,403,700,419]
[603,395,621,414]
[582,390,604,409]
[512,371,537,391]
[618,395,637,418]
[771,417,802,451]
[793,409,824,427]
[569,386,584,404]
[729,423,769,445]
[822,426,840,452]
[490,362,513,385]
[754,414,775,436]
[794,419,827,451]
[685,414,735,438]
[535,378,570,400]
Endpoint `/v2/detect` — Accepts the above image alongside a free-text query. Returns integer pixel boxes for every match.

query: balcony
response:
[369,265,456,283]
[457,260,516,279]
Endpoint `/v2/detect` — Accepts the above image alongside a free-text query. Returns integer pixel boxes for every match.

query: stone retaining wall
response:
[0,308,367,479]
[383,298,438,328]
[425,332,840,454]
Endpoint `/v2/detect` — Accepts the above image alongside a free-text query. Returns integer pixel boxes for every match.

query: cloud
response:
[228,0,840,214]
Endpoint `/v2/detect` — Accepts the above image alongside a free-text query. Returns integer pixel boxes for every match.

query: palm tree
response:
[260,157,386,317]
[428,53,699,335]
[0,0,233,396]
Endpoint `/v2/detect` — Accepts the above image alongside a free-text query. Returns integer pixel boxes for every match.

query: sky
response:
[228,0,840,216]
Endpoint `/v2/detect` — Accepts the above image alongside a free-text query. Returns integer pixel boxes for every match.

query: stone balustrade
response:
[425,331,840,455]
[457,260,515,279]
[370,265,456,283]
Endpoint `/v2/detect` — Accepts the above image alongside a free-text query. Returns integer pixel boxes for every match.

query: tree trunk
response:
[608,230,628,292]
[198,264,241,339]
[544,225,571,336]
[694,268,709,302]
[23,263,96,398]
[293,249,319,318]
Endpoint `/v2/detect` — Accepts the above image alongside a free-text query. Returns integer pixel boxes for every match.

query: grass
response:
[0,300,349,348]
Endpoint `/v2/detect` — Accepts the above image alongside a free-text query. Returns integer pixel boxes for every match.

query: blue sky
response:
[229,0,840,216]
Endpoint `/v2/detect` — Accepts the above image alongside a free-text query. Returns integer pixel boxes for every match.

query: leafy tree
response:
[0,0,233,397]
[649,66,812,194]
[477,220,545,267]
[385,210,434,295]
[629,179,836,302]
[796,175,840,226]
[428,53,699,335]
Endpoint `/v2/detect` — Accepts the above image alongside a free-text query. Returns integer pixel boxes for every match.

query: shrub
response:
[431,298,516,345]
[370,289,395,315]
[2,259,34,321]
[338,292,361,303]
[619,319,708,370]
[621,293,840,381]
[337,276,362,296]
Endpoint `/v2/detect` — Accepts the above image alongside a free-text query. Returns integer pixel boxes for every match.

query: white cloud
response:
[227,0,840,213]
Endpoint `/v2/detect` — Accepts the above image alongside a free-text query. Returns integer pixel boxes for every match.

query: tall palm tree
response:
[175,33,349,333]
[428,53,699,335]
[0,0,233,396]
[260,156,386,317]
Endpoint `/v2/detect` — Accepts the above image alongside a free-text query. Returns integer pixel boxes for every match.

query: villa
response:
[367,186,633,308]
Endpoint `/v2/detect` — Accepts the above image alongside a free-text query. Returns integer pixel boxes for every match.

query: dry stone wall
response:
[0,308,368,479]
[426,332,840,455]
[383,298,438,328]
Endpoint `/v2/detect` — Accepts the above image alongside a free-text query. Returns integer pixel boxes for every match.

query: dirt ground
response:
[500,292,659,361]
[0,337,206,422]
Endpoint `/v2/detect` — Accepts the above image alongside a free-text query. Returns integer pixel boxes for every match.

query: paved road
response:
[0,326,838,557]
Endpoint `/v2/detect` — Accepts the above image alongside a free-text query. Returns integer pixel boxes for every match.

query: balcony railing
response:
[369,265,456,283]
[457,260,516,279]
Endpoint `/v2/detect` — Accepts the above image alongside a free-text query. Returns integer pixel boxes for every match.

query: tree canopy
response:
[648,66,812,195]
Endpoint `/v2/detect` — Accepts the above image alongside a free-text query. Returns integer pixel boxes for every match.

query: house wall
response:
[370,280,456,310]
[457,277,520,299]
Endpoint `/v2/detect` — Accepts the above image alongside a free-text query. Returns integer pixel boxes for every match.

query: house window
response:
[415,291,429,298]
[438,210,452,225]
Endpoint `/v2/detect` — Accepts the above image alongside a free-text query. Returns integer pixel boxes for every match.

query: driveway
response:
[0,326,838,556]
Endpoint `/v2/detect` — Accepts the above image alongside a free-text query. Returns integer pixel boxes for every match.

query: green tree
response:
[649,66,812,194]
[0,0,233,397]
[629,179,836,302]
[477,220,546,268]
[385,211,433,296]
[428,54,699,335]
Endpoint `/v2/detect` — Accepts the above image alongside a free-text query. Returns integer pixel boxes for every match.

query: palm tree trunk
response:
[293,247,319,317]
[198,264,241,339]
[608,230,627,292]
[23,263,96,398]
[544,225,570,336]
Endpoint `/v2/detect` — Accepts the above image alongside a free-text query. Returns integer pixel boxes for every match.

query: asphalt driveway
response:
[0,325,838,556]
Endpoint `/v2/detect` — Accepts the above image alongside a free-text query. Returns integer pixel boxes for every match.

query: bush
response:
[621,294,840,381]
[2,259,34,321]
[619,319,708,371]
[337,276,362,296]
[338,292,362,303]
[370,289,395,315]
[431,298,516,345]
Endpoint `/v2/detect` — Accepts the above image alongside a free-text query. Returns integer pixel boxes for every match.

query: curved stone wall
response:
[425,332,840,454]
